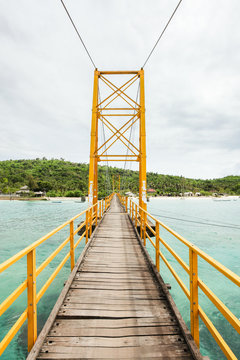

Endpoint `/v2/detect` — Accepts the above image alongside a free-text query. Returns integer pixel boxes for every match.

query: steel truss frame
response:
[88,70,147,211]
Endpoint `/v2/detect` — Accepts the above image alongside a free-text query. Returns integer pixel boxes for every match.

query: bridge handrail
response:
[0,194,113,357]
[118,194,240,360]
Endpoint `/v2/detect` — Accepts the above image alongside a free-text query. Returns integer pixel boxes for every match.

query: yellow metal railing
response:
[118,194,240,360]
[0,194,113,356]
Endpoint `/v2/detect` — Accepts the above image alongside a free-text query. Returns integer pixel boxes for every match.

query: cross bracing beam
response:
[88,69,147,212]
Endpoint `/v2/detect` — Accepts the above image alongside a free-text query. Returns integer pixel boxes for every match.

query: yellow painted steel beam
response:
[0,309,28,356]
[88,70,99,205]
[159,236,190,274]
[36,236,70,276]
[98,116,138,155]
[0,280,27,316]
[199,306,238,360]
[100,155,137,157]
[99,116,139,156]
[0,209,87,274]
[100,71,139,74]
[99,115,139,153]
[99,159,139,161]
[98,74,138,107]
[99,75,139,109]
[96,112,139,153]
[131,200,240,287]
[189,249,199,347]
[198,279,240,334]
[100,75,139,107]
[27,249,37,351]
[139,68,147,212]
[0,197,110,356]
[100,108,136,110]
[36,252,70,303]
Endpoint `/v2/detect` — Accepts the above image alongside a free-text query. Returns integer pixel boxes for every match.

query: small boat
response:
[52,201,62,203]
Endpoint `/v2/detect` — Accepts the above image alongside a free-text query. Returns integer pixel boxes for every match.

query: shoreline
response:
[0,195,239,201]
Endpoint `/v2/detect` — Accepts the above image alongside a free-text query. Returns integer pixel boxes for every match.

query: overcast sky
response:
[0,0,240,179]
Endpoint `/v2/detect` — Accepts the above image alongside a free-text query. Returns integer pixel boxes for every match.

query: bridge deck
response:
[29,195,202,359]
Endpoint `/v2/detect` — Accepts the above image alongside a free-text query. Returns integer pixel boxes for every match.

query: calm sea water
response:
[0,198,239,359]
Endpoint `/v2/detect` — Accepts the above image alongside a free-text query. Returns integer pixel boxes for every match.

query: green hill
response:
[0,158,239,197]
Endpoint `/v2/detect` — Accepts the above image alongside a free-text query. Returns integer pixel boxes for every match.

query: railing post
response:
[155,222,160,272]
[125,197,128,212]
[95,203,98,226]
[85,210,89,244]
[27,249,37,352]
[135,204,137,228]
[140,210,143,239]
[143,211,146,246]
[90,207,93,236]
[70,220,75,271]
[189,248,199,347]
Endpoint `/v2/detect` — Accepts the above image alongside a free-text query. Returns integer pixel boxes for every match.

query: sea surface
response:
[0,198,239,359]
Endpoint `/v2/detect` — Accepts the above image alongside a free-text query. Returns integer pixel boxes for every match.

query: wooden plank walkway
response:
[28,195,204,359]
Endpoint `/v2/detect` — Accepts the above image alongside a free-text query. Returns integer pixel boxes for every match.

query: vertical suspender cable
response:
[59,0,97,68]
[142,0,183,68]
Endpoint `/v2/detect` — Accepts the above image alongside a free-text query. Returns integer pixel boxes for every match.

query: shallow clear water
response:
[147,197,240,360]
[0,200,88,359]
[0,198,239,359]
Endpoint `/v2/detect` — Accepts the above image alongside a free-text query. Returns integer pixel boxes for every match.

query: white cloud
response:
[0,0,239,178]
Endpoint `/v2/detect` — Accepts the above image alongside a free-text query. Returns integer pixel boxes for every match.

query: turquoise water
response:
[0,198,239,359]
[146,197,240,360]
[0,200,88,360]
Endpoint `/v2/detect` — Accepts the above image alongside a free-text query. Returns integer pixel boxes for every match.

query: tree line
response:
[0,158,239,197]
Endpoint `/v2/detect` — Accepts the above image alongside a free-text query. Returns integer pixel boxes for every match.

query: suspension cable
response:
[98,87,111,195]
[59,0,97,68]
[151,212,240,230]
[142,0,183,68]
[121,84,140,192]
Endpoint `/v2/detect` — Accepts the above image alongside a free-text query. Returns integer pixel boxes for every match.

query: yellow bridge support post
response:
[27,249,37,352]
[88,69,99,206]
[139,68,147,212]
[70,221,74,271]
[189,248,199,347]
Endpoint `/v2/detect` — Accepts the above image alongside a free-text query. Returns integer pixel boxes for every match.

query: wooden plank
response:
[60,302,172,313]
[72,277,156,284]
[75,272,154,280]
[43,334,185,347]
[64,298,166,306]
[28,195,203,360]
[38,351,193,359]
[66,288,162,299]
[70,281,157,290]
[50,317,177,328]
[49,325,181,337]
[39,344,192,358]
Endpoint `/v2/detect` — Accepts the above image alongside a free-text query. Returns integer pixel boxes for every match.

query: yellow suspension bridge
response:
[0,69,239,360]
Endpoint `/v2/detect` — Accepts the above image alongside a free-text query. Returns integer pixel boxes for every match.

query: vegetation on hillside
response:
[0,159,239,197]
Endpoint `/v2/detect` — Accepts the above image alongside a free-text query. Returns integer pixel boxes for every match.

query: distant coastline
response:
[0,159,239,198]
[0,195,239,201]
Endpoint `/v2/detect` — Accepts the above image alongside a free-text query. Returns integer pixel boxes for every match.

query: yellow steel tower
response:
[88,69,147,211]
